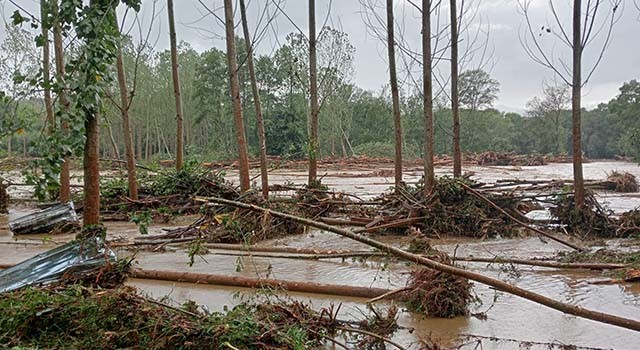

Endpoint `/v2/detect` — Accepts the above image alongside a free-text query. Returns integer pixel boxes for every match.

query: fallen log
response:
[197,243,373,255]
[451,256,626,270]
[458,183,584,251]
[130,269,390,299]
[0,263,390,299]
[204,197,640,332]
[211,251,386,260]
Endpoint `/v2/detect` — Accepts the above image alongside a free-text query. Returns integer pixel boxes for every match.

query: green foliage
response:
[353,142,395,158]
[130,210,152,235]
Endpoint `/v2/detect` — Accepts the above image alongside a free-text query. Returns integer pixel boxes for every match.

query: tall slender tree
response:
[386,0,403,191]
[239,0,269,198]
[167,0,184,171]
[308,0,320,185]
[450,0,462,178]
[114,14,138,200]
[223,0,251,192]
[422,0,435,193]
[41,0,54,134]
[52,0,70,203]
[520,0,621,208]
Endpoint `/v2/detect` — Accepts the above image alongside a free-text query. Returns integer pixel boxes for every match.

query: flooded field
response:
[2,160,640,349]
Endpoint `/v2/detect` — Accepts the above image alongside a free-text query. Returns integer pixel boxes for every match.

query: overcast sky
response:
[3,0,639,112]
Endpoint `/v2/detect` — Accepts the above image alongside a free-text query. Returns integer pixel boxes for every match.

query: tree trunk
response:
[41,0,54,134]
[167,0,184,171]
[422,0,435,193]
[308,0,320,185]
[83,113,100,226]
[223,0,251,192]
[52,0,70,203]
[450,0,462,178]
[386,0,403,191]
[114,16,138,200]
[572,0,585,208]
[239,0,269,198]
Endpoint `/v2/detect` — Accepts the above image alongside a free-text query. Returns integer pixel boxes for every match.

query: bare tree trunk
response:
[450,0,462,178]
[386,0,403,191]
[167,0,184,171]
[52,0,70,203]
[223,0,251,192]
[83,113,100,226]
[41,0,54,134]
[114,16,138,200]
[422,0,435,193]
[308,0,320,185]
[572,0,585,208]
[104,115,120,159]
[239,0,269,198]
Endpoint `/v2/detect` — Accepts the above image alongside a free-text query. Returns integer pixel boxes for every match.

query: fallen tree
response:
[130,269,390,299]
[204,196,640,332]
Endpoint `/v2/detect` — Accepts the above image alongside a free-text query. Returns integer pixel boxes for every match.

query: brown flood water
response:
[2,161,640,349]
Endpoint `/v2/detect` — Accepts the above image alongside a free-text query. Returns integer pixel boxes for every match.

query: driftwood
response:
[451,256,626,270]
[210,251,386,260]
[130,269,390,299]
[459,183,584,251]
[205,197,640,332]
[0,263,390,299]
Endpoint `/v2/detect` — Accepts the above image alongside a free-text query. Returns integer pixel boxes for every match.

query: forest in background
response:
[1,6,639,165]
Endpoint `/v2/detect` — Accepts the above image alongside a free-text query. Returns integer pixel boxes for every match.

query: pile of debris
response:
[100,162,239,220]
[605,171,638,193]
[374,177,521,238]
[474,151,546,167]
[550,192,616,238]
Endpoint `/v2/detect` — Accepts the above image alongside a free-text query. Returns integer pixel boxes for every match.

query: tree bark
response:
[308,0,320,185]
[167,0,184,171]
[223,0,251,192]
[52,0,70,203]
[422,0,435,193]
[41,0,54,134]
[131,269,390,299]
[114,16,138,200]
[239,0,269,198]
[83,113,100,226]
[207,197,640,333]
[572,0,585,207]
[450,0,462,178]
[386,0,403,191]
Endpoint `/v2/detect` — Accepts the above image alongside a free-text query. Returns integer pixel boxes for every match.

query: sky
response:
[2,0,639,112]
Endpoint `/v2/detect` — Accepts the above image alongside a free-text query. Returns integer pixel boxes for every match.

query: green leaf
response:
[10,10,27,26]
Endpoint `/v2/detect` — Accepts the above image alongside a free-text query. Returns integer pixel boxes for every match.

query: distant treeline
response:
[1,28,638,163]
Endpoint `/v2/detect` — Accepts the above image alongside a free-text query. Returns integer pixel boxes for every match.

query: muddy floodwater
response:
[2,160,640,349]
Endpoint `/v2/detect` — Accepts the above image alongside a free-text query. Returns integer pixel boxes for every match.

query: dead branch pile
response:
[475,151,546,166]
[617,209,640,236]
[100,162,239,219]
[0,285,402,350]
[58,257,133,289]
[605,171,638,193]
[550,192,616,237]
[401,257,473,317]
[377,177,520,238]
